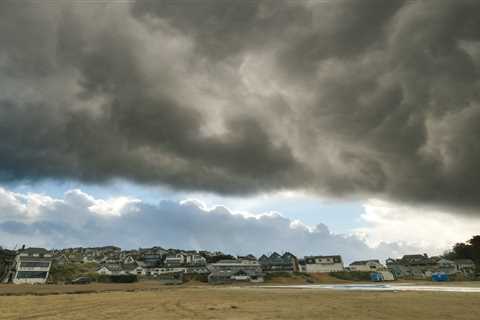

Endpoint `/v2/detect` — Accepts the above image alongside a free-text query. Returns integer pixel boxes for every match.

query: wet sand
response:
[1,285,480,320]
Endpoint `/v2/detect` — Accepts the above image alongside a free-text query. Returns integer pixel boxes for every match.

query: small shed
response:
[370,270,395,282]
[370,272,383,282]
[432,272,449,282]
[379,270,395,281]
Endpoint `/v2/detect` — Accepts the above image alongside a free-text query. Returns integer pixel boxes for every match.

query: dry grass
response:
[1,286,480,320]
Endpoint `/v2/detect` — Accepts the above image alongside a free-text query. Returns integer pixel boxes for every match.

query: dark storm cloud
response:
[1,1,480,211]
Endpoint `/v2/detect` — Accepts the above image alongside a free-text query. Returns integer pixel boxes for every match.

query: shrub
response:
[264,272,294,281]
[184,273,209,283]
[49,263,98,282]
[97,274,138,283]
[329,271,371,281]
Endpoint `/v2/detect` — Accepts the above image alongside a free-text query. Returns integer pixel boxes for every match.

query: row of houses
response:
[386,254,476,279]
[1,245,477,284]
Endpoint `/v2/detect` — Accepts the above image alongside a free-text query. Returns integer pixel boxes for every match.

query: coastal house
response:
[123,255,136,265]
[259,252,299,273]
[164,254,185,266]
[208,269,264,284]
[139,247,168,256]
[207,258,264,284]
[185,266,210,274]
[386,254,457,279]
[304,255,344,273]
[141,254,163,268]
[435,258,457,275]
[129,262,188,277]
[96,264,126,276]
[349,260,385,272]
[185,254,207,266]
[13,248,53,284]
[455,259,476,277]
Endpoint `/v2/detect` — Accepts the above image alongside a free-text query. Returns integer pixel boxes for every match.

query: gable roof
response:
[98,264,123,272]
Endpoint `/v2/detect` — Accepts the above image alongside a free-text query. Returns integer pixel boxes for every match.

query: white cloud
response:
[63,189,141,216]
[3,186,476,262]
[0,185,420,263]
[0,187,59,219]
[88,196,141,216]
[357,199,480,255]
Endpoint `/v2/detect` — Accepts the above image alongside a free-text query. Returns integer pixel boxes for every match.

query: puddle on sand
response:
[257,284,480,293]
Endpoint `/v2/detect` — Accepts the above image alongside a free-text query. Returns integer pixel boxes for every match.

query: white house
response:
[123,255,136,265]
[164,254,185,265]
[185,254,206,265]
[13,248,53,284]
[304,255,344,273]
[208,259,262,273]
[455,259,476,276]
[349,260,385,272]
[129,264,187,277]
[96,264,125,275]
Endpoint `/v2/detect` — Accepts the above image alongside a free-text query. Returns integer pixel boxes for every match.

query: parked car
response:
[70,276,91,284]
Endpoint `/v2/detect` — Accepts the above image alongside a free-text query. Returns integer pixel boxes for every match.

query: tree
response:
[443,235,480,268]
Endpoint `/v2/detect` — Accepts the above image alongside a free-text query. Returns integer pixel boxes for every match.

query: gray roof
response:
[99,264,123,272]
[350,259,380,266]
[454,259,475,265]
[305,255,343,263]
[21,247,49,255]
[19,256,52,262]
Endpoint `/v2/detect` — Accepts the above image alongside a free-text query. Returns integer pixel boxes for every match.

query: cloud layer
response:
[1,1,480,212]
[0,186,424,263]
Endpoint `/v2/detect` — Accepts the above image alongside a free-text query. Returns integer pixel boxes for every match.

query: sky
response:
[1,0,480,263]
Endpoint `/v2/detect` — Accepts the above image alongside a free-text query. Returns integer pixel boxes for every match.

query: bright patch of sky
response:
[4,180,480,257]
[5,180,366,235]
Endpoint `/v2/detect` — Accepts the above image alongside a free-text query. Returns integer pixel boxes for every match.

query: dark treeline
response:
[444,236,480,267]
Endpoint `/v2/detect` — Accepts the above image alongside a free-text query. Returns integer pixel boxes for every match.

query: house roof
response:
[350,260,381,266]
[282,252,296,259]
[305,255,342,263]
[454,259,475,265]
[400,254,436,265]
[19,256,52,262]
[99,264,123,272]
[237,254,257,260]
[20,247,49,255]
[209,268,262,277]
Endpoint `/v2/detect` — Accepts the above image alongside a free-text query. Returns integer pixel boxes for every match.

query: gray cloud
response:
[0,187,417,262]
[1,1,480,212]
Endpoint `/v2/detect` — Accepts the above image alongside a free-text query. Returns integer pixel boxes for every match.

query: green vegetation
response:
[183,273,208,283]
[49,263,98,283]
[444,235,480,269]
[330,271,371,281]
[97,274,138,283]
[263,272,295,281]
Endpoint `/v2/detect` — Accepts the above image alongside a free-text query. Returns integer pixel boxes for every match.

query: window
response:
[20,261,50,268]
[16,271,48,279]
